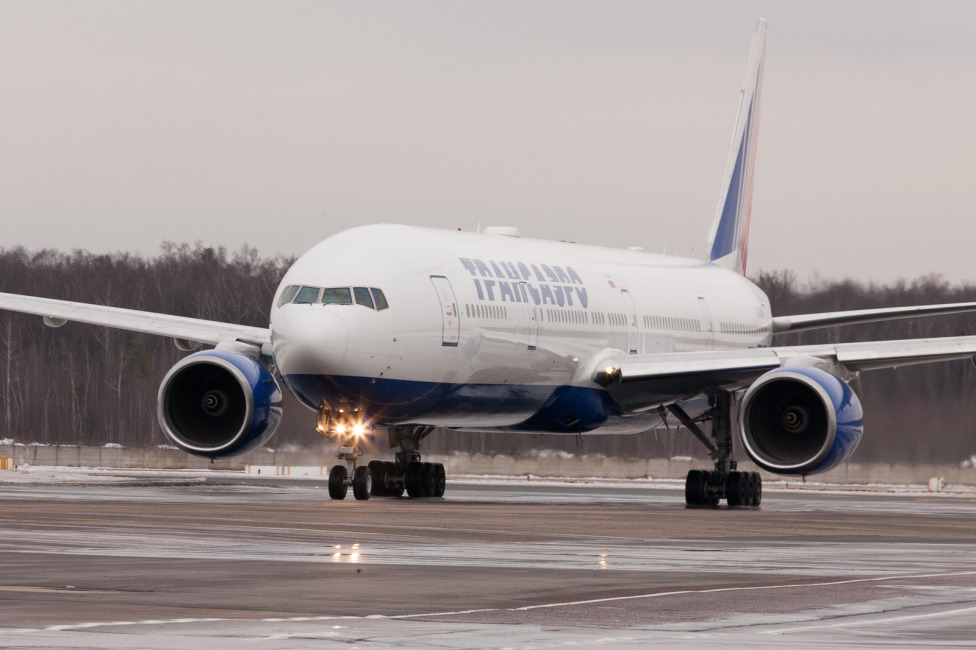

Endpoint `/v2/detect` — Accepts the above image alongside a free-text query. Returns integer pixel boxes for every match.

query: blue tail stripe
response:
[709,105,753,262]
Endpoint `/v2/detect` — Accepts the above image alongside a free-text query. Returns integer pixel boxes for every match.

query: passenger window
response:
[293,286,321,304]
[322,287,353,305]
[371,288,389,310]
[278,285,300,307]
[354,287,374,309]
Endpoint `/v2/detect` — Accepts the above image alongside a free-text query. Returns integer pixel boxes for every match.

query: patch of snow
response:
[530,449,575,459]
[102,443,122,448]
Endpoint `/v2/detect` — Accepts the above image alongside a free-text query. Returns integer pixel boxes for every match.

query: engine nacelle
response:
[739,366,863,476]
[158,350,283,459]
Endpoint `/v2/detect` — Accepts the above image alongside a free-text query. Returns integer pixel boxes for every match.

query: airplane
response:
[3,18,976,507]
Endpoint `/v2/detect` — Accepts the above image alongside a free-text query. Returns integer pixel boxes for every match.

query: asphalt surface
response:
[1,470,976,648]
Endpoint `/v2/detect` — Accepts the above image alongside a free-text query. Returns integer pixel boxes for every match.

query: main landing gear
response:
[667,391,762,508]
[326,425,446,500]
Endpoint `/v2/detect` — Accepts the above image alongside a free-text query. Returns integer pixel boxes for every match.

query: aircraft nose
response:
[273,308,348,374]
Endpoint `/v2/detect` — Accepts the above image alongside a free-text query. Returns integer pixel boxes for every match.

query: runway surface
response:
[2,469,976,648]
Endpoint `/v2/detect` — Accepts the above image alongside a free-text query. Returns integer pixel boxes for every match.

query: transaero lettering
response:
[459,257,589,308]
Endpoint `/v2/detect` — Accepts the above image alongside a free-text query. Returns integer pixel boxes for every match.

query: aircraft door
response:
[697,296,714,349]
[620,289,639,354]
[430,275,460,347]
[528,305,539,350]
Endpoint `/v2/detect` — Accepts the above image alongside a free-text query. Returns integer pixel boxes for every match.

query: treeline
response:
[1,248,975,464]
[0,244,305,448]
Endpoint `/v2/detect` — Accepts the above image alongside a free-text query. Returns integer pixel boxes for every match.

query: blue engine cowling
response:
[157,350,283,459]
[739,366,863,476]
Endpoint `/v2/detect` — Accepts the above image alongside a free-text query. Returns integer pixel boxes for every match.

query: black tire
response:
[368,460,386,497]
[386,461,405,497]
[328,465,348,500]
[725,470,744,507]
[685,469,706,507]
[750,471,762,507]
[352,466,372,501]
[432,463,446,498]
[406,461,425,498]
[421,462,435,497]
[741,470,755,506]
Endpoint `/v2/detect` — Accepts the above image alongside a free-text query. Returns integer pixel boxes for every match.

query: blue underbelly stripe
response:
[283,374,622,433]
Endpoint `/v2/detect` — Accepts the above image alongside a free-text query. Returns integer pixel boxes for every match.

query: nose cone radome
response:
[272,308,348,376]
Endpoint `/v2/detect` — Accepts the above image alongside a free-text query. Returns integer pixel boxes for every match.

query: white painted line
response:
[393,570,976,618]
[765,604,976,635]
[8,570,976,635]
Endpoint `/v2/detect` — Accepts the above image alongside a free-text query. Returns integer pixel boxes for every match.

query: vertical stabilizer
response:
[706,19,767,275]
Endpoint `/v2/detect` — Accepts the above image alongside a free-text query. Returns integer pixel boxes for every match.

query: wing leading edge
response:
[0,292,270,348]
[594,335,976,413]
[771,302,976,334]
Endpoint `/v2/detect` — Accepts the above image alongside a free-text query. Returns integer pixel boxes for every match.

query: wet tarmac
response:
[1,470,976,648]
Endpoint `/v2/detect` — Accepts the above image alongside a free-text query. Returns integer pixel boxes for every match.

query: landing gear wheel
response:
[406,461,425,498]
[748,471,762,507]
[432,463,446,497]
[685,469,707,507]
[741,471,755,506]
[368,460,387,497]
[386,461,405,497]
[352,466,372,501]
[328,465,348,500]
[726,471,747,507]
[421,462,436,497]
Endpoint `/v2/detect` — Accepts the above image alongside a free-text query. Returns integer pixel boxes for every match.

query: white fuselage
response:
[269,224,772,433]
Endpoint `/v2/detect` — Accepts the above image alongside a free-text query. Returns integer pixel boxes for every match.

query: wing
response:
[771,302,976,333]
[0,292,270,347]
[593,335,976,413]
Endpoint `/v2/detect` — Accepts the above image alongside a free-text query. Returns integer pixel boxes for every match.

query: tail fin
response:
[706,18,767,275]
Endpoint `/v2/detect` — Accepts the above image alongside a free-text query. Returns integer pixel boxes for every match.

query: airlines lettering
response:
[459,258,588,308]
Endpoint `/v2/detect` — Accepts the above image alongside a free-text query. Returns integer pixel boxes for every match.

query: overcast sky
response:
[1,1,974,285]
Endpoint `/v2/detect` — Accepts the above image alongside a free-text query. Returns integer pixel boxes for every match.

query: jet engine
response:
[157,350,283,459]
[739,366,863,476]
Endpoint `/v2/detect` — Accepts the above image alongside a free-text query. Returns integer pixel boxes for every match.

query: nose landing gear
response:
[328,439,373,500]
[318,415,446,501]
[316,403,374,501]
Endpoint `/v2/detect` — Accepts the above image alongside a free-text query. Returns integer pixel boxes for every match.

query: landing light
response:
[352,424,365,437]
[335,423,347,435]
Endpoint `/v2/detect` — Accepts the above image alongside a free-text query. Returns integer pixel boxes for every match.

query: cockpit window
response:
[277,285,300,307]
[354,287,374,309]
[321,287,353,305]
[371,288,389,310]
[294,286,321,304]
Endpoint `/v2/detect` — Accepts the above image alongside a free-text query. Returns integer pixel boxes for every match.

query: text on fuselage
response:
[459,258,589,308]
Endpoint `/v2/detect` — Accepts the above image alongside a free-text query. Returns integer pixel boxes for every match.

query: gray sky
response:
[1,1,975,285]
